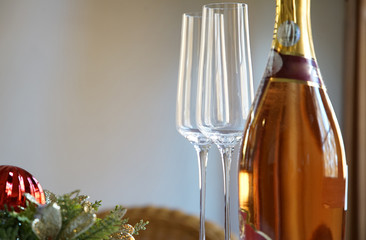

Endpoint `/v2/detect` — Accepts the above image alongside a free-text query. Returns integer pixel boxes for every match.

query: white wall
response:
[0,0,344,231]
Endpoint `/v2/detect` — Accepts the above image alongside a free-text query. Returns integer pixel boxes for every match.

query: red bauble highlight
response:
[0,165,45,211]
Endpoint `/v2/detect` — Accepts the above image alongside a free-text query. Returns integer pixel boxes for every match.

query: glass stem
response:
[219,146,234,240]
[194,144,210,240]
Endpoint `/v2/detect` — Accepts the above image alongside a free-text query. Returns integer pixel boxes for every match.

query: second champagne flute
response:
[176,12,212,240]
[197,3,253,240]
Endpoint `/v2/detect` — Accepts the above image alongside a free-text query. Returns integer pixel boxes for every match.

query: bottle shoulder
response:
[249,80,337,129]
[245,80,345,160]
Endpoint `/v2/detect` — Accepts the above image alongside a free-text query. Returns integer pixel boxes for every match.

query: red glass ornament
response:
[0,165,45,211]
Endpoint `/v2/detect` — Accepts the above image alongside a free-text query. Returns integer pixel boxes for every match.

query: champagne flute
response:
[197,3,253,240]
[176,12,212,240]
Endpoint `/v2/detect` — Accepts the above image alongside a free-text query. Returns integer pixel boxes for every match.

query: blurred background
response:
[0,0,358,238]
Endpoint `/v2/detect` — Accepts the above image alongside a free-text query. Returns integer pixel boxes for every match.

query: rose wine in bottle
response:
[238,0,348,239]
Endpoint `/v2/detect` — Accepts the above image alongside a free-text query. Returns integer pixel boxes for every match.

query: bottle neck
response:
[272,0,315,59]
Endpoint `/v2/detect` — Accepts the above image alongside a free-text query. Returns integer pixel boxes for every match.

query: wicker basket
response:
[98,206,235,240]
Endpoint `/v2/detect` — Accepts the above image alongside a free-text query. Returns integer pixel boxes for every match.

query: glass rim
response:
[183,12,202,18]
[203,2,248,10]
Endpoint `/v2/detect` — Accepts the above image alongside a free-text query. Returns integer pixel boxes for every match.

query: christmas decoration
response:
[0,166,148,240]
[0,165,45,211]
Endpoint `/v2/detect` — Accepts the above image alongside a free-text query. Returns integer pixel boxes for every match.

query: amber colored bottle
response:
[238,0,348,239]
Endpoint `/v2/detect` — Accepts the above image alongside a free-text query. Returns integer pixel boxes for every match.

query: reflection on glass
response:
[239,171,250,209]
[313,87,339,178]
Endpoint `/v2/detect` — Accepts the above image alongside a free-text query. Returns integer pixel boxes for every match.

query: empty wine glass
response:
[197,3,253,240]
[176,12,212,240]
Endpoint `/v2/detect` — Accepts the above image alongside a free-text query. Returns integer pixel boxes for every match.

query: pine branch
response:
[77,206,127,240]
[0,190,148,240]
[0,207,38,240]
[133,219,149,235]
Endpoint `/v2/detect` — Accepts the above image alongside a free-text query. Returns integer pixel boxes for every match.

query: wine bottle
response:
[238,0,348,239]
